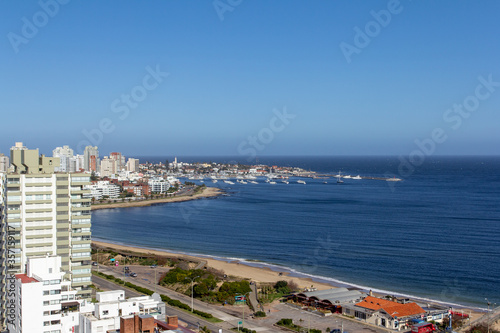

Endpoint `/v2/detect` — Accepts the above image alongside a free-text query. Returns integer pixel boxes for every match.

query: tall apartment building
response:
[109,152,123,171]
[53,145,74,173]
[7,143,92,301]
[126,158,139,172]
[83,146,99,172]
[100,157,118,178]
[0,173,7,330]
[0,154,9,173]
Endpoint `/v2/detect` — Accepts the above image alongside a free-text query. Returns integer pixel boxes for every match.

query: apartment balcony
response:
[25,216,53,222]
[25,224,53,231]
[56,214,70,221]
[56,180,69,186]
[57,240,70,246]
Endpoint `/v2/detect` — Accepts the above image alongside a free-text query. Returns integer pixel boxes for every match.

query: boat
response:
[337,171,344,184]
[249,181,258,184]
[386,177,402,182]
[269,181,277,184]
[352,175,362,180]
[297,180,306,184]
[211,180,218,183]
[223,180,235,185]
[343,175,352,179]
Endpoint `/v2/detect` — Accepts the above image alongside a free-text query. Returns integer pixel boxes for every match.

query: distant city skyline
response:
[1,1,499,156]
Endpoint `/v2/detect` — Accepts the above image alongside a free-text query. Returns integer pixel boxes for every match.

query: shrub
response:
[254,311,266,317]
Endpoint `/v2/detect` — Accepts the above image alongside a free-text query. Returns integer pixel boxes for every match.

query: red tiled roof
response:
[355,296,425,318]
[15,274,39,284]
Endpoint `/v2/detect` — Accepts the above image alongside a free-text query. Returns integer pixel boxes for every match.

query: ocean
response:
[91,156,500,309]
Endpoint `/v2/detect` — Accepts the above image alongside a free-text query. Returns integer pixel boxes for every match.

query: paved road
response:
[93,274,226,333]
[94,265,280,332]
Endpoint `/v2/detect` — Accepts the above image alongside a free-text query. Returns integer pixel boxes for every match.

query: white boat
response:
[386,177,402,182]
[212,180,218,183]
[223,180,235,185]
[297,180,306,184]
[240,181,248,184]
[269,181,277,184]
[343,175,352,179]
[337,171,344,184]
[352,175,362,180]
[249,181,258,184]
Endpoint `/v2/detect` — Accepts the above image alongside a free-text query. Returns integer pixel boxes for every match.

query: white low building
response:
[83,181,120,200]
[79,290,166,333]
[148,177,170,193]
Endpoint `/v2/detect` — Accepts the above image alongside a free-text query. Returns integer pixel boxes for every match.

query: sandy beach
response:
[92,240,335,291]
[91,186,223,210]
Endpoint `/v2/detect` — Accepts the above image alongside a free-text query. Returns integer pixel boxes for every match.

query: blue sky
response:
[0,0,499,157]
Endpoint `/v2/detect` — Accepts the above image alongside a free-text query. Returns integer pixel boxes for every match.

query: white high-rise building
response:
[53,145,74,173]
[100,157,118,178]
[7,143,92,300]
[126,158,139,172]
[83,146,99,172]
[0,154,9,173]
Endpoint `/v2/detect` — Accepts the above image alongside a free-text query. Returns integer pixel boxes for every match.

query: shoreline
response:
[91,186,224,210]
[91,239,486,317]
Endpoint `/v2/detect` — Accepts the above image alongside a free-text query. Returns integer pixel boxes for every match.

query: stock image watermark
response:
[7,0,70,54]
[339,0,404,64]
[77,64,169,154]
[213,0,243,21]
[237,106,296,161]
[386,74,499,191]
[293,234,341,275]
[6,223,18,328]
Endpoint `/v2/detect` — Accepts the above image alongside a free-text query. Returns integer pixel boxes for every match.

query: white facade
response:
[83,181,120,200]
[53,146,74,173]
[148,178,170,193]
[100,157,118,178]
[0,154,9,173]
[79,290,166,333]
[126,158,139,172]
[7,256,80,333]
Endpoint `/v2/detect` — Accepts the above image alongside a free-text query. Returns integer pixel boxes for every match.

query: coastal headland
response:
[91,186,223,210]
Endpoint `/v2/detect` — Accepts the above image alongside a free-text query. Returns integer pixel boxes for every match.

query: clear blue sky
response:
[1,1,499,157]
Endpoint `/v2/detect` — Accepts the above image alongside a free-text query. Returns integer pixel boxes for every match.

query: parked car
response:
[124,266,130,272]
[130,272,137,277]
[150,264,157,268]
[92,262,98,266]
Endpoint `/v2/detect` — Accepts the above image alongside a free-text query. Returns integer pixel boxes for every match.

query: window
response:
[103,310,109,315]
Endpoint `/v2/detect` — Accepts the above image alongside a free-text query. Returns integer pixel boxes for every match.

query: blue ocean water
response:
[91,156,500,308]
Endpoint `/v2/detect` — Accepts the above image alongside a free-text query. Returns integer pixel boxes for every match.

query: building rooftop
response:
[15,274,39,284]
[355,296,426,318]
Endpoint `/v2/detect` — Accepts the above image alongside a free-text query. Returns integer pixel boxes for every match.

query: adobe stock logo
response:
[7,0,70,54]
[76,65,169,154]
[339,0,404,64]
[237,107,296,161]
[386,74,499,191]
